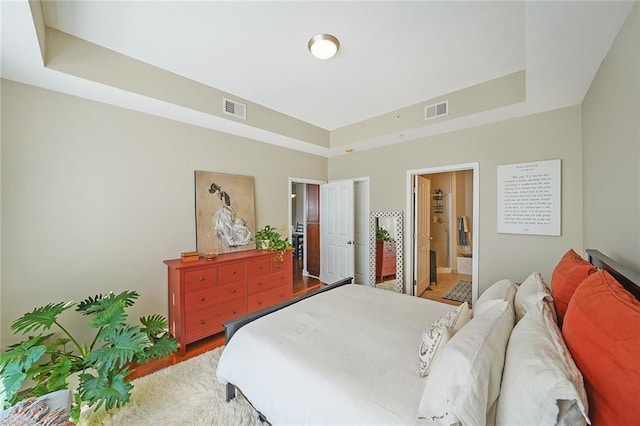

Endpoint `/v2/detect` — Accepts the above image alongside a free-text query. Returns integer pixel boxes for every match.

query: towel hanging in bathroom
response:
[458,217,467,246]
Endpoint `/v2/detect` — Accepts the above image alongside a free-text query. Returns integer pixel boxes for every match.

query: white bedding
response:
[216,284,455,425]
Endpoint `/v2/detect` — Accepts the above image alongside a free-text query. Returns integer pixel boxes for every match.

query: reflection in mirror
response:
[369,211,404,292]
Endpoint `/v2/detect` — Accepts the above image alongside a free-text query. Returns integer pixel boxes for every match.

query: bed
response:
[216,249,640,425]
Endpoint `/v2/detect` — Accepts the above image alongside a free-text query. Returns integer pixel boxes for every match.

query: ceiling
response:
[0,1,634,156]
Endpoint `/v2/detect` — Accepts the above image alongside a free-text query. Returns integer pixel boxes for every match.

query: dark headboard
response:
[586,249,640,301]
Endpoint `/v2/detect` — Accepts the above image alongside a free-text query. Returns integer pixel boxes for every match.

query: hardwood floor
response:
[292,258,323,294]
[128,258,321,380]
[419,271,472,306]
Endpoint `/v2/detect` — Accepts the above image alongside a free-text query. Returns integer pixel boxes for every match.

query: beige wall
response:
[330,106,585,292]
[0,79,327,347]
[582,3,640,272]
[2,5,637,350]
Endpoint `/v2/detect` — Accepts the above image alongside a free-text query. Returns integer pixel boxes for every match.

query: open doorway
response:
[406,163,479,306]
[289,179,322,278]
[289,177,370,288]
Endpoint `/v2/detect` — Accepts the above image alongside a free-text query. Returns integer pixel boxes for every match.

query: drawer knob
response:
[199,276,205,281]
[200,320,205,325]
[280,294,284,298]
[258,265,262,270]
[258,282,263,286]
[200,296,205,302]
[231,289,236,293]
[231,270,236,275]
[258,301,262,305]
[232,310,236,315]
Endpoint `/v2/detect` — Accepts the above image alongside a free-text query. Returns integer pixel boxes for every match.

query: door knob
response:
[347,241,353,245]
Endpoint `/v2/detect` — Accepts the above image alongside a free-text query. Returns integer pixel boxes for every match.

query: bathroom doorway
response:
[289,179,323,282]
[406,163,479,305]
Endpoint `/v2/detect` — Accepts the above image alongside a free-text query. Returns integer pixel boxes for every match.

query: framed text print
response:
[497,159,561,236]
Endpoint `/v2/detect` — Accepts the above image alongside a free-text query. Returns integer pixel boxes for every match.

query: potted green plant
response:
[376,226,394,243]
[254,225,292,251]
[0,290,178,422]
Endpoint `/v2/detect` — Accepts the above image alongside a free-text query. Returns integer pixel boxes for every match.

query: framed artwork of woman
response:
[194,171,256,255]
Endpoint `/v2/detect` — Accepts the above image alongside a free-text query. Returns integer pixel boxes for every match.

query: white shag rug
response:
[375,280,399,292]
[80,346,260,425]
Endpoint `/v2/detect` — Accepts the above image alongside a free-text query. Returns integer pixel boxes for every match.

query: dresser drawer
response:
[184,281,246,313]
[247,284,292,312]
[381,264,396,275]
[247,271,291,295]
[382,252,396,262]
[247,257,270,277]
[184,267,218,292]
[219,262,246,284]
[185,298,246,344]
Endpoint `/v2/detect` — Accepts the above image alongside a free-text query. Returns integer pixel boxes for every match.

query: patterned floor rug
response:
[443,280,472,304]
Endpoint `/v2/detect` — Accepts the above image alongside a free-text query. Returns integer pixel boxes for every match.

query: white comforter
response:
[216,284,455,425]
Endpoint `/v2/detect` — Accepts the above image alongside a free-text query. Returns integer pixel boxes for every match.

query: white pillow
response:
[418,303,472,377]
[514,272,557,322]
[496,303,589,426]
[474,279,517,316]
[417,300,515,425]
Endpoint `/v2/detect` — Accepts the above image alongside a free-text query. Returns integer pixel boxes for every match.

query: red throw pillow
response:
[562,270,640,426]
[550,249,596,324]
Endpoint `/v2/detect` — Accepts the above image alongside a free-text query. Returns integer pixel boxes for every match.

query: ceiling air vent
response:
[425,100,449,120]
[223,98,246,120]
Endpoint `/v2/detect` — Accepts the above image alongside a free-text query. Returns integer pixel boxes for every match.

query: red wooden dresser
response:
[164,249,293,353]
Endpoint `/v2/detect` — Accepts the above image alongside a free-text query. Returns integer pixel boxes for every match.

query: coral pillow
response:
[551,249,596,324]
[562,270,640,425]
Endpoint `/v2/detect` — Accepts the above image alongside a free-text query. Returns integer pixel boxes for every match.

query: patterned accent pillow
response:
[0,396,73,426]
[418,303,472,377]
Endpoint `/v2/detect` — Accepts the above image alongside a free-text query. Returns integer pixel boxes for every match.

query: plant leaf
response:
[138,334,179,363]
[39,357,73,394]
[88,299,128,329]
[0,339,48,402]
[1,362,28,404]
[77,291,139,316]
[139,314,167,338]
[0,335,50,369]
[88,326,146,371]
[79,369,133,412]
[76,294,103,314]
[11,302,74,334]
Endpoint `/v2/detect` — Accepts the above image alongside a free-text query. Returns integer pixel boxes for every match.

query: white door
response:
[353,180,370,285]
[414,175,432,296]
[320,180,355,284]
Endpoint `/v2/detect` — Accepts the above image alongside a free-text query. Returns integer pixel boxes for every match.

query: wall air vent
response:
[425,100,449,120]
[223,98,246,120]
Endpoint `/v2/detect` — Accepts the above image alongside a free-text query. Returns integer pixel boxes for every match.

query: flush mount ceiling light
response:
[308,33,340,60]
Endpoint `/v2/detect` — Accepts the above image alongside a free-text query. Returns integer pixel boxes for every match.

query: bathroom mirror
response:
[369,211,404,292]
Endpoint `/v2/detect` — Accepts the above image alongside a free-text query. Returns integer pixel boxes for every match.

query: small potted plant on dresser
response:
[255,225,293,267]
[255,225,292,251]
